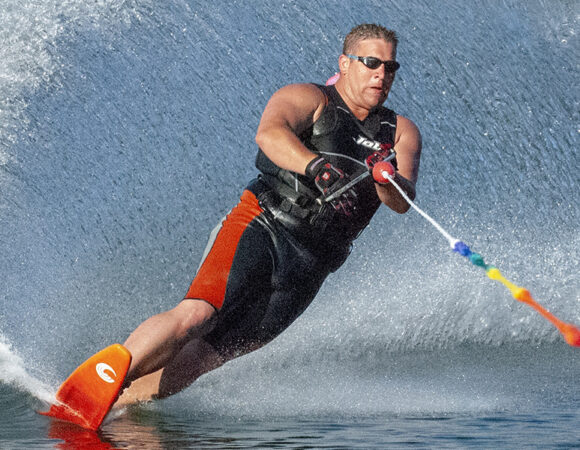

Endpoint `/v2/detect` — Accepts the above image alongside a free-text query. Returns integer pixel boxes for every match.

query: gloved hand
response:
[372,160,396,184]
[306,156,356,215]
[306,156,344,195]
[365,145,396,185]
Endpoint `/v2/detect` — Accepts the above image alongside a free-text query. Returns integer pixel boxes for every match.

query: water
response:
[1,0,579,447]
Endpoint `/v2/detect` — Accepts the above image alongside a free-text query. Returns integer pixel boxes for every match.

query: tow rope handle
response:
[318,151,397,205]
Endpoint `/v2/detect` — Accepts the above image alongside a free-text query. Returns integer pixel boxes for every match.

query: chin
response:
[369,98,386,109]
[369,93,387,106]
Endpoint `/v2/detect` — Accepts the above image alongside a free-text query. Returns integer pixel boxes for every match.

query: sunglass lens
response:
[361,57,400,72]
[362,57,382,69]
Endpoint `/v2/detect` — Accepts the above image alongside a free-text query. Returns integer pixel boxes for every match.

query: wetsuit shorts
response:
[185,178,350,359]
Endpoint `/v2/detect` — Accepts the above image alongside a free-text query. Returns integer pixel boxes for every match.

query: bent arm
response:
[255,83,326,175]
[375,115,422,213]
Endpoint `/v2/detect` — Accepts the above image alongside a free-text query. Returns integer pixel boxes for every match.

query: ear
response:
[338,54,350,75]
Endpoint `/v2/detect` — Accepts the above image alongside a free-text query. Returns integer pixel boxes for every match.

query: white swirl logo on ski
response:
[95,362,117,383]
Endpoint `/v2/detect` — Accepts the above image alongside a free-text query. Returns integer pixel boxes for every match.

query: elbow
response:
[255,129,266,149]
[387,186,415,214]
[397,189,416,214]
[255,119,280,149]
[394,203,411,214]
[255,128,277,156]
[391,200,411,214]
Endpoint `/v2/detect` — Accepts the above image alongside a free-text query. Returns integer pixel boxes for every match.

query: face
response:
[337,38,397,116]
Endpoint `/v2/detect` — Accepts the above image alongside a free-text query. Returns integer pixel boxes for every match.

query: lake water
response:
[1,0,578,448]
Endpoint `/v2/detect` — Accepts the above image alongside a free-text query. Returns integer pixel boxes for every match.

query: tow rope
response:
[379,169,580,347]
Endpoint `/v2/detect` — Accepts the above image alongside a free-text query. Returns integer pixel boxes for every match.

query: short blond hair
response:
[342,24,398,54]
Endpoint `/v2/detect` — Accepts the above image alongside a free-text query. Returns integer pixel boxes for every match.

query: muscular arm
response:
[255,83,326,175]
[376,115,422,213]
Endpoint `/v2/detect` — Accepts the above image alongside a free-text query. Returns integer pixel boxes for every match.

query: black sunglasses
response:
[346,54,400,73]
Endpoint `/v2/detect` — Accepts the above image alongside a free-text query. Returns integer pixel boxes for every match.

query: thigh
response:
[185,189,269,310]
[201,215,276,357]
[205,221,332,359]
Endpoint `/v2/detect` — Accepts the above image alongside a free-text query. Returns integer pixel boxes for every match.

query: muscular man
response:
[116,23,421,405]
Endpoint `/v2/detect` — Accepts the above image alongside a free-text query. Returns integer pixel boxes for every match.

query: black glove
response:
[306,157,343,194]
[305,156,357,215]
[364,142,397,171]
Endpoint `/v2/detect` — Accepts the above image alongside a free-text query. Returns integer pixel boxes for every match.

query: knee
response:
[172,299,217,339]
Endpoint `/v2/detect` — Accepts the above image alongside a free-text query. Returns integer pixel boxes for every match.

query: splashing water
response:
[0,337,54,404]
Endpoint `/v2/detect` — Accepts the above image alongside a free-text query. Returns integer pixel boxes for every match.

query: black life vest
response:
[254,84,397,246]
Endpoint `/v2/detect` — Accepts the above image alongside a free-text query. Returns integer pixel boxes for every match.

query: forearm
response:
[375,173,416,213]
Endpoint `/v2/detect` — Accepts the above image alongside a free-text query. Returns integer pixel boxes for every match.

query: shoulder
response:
[262,83,328,127]
[269,84,327,112]
[273,82,326,98]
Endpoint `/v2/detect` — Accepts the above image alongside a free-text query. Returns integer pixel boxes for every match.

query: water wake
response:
[0,335,54,404]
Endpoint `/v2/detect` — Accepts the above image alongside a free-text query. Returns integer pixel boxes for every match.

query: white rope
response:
[383,171,458,248]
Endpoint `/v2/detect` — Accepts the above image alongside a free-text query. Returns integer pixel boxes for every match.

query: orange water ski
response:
[39,344,132,430]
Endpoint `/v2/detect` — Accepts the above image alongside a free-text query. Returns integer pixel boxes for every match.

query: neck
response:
[334,80,370,121]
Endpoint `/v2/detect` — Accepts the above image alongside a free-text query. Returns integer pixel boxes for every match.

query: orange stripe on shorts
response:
[185,190,263,309]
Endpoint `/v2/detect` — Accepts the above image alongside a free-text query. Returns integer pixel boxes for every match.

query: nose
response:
[373,64,389,84]
[371,63,385,79]
[375,64,395,84]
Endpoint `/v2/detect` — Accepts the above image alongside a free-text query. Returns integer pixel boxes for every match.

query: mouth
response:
[368,85,386,97]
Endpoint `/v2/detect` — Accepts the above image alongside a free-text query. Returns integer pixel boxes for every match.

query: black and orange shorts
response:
[185,179,347,358]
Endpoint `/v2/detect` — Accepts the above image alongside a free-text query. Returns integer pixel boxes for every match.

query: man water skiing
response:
[115,23,422,406]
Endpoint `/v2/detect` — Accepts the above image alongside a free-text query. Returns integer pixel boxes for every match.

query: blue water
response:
[1,0,579,448]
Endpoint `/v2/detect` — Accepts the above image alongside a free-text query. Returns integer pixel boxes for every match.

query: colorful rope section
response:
[381,169,580,347]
